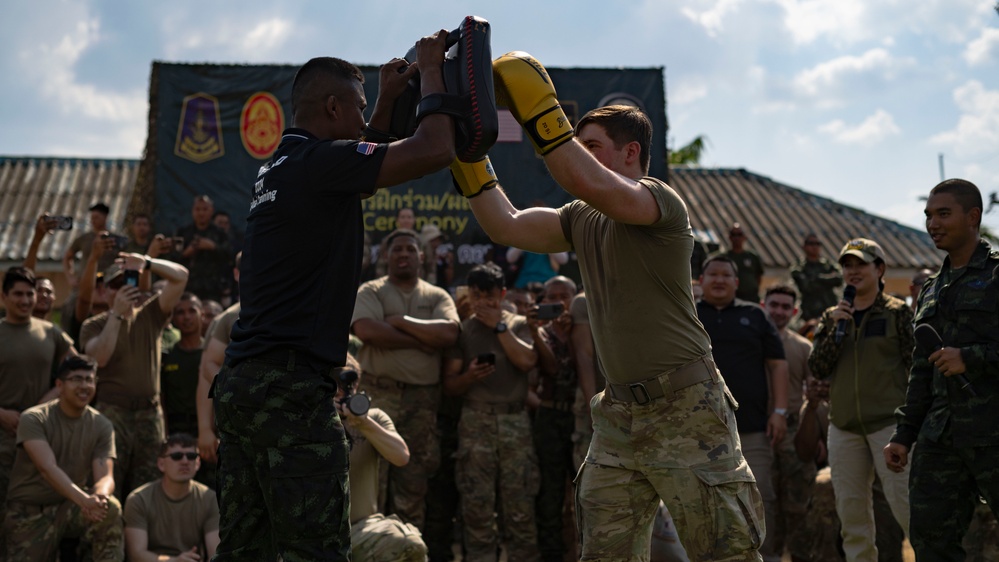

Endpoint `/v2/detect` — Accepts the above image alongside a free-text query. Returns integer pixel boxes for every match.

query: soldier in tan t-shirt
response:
[443,262,540,562]
[350,229,459,528]
[333,356,426,562]
[124,433,219,560]
[458,102,763,560]
[3,355,122,561]
[0,267,77,511]
[80,252,189,500]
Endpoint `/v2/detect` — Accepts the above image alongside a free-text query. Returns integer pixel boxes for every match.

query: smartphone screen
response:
[123,269,140,288]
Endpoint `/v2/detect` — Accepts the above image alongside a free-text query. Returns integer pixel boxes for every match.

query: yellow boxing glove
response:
[493,51,574,155]
[450,156,498,198]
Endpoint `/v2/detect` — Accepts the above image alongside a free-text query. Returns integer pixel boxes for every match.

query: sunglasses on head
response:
[165,452,199,461]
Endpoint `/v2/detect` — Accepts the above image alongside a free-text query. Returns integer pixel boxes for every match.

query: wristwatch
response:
[773,408,788,417]
[493,322,508,334]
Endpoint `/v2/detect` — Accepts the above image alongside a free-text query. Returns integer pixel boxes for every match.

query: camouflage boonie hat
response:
[838,238,886,264]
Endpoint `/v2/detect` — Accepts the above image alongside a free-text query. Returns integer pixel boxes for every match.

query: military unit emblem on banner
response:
[174,93,224,163]
[240,92,284,159]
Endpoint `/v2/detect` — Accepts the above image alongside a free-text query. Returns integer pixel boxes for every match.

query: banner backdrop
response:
[148,61,666,284]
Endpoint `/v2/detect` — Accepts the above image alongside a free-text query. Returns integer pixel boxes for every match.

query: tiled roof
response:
[0,157,139,266]
[669,167,942,270]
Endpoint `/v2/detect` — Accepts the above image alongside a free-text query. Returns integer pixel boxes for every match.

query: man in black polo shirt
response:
[215,33,457,561]
[697,254,789,562]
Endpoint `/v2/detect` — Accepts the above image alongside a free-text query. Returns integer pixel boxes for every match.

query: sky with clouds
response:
[2,0,997,233]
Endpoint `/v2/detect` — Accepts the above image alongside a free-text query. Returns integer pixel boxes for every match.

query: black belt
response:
[242,348,342,379]
[607,355,717,405]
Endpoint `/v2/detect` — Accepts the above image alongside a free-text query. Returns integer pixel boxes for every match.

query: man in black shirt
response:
[215,33,457,561]
[697,254,789,562]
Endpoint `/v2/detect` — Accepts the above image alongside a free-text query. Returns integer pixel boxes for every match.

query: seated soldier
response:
[124,433,219,561]
[2,355,123,561]
[337,355,427,562]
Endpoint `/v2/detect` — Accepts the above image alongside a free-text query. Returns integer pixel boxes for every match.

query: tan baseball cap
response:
[839,238,886,264]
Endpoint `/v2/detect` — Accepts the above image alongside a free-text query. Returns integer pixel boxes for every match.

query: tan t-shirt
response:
[7,400,116,505]
[570,293,606,393]
[781,329,813,415]
[0,318,73,411]
[352,277,459,385]
[447,311,533,404]
[347,408,394,524]
[557,177,711,384]
[80,293,170,401]
[205,303,240,348]
[124,479,220,556]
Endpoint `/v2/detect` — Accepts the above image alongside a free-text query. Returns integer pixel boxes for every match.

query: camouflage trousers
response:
[213,357,351,561]
[94,402,165,501]
[909,438,999,561]
[361,374,441,529]
[770,418,817,558]
[796,466,844,561]
[532,404,576,562]
[576,376,765,562]
[2,497,124,561]
[456,404,540,562]
[650,501,689,562]
[0,429,15,522]
[351,512,428,562]
[572,386,594,471]
[423,393,463,562]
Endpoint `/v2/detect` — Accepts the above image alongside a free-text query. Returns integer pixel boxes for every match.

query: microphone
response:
[913,323,976,397]
[834,285,857,344]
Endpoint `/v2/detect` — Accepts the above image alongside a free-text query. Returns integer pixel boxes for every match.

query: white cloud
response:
[680,0,745,37]
[818,109,900,145]
[931,80,999,158]
[18,19,146,123]
[772,0,867,46]
[792,48,916,107]
[162,16,293,61]
[671,78,709,105]
[963,27,999,66]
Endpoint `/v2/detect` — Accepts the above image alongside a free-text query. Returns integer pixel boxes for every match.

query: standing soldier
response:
[790,234,843,322]
[885,179,999,560]
[351,228,460,527]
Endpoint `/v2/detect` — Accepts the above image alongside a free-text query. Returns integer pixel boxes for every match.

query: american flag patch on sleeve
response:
[356,142,377,156]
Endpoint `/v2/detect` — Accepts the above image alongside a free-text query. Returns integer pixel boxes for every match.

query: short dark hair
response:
[576,105,653,174]
[383,229,421,250]
[3,266,36,294]
[56,355,98,380]
[702,254,738,275]
[132,212,151,223]
[212,210,230,220]
[89,202,110,215]
[543,275,577,295]
[177,292,203,310]
[159,433,198,456]
[764,283,798,302]
[292,57,364,119]
[467,262,506,292]
[929,178,983,229]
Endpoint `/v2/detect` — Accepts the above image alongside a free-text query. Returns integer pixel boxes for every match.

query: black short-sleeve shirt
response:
[227,129,387,367]
[696,298,785,433]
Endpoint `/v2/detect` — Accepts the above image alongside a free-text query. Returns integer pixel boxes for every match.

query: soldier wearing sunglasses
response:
[124,433,219,561]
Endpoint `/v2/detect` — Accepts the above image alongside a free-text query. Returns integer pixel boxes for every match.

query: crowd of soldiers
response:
[2,191,998,561]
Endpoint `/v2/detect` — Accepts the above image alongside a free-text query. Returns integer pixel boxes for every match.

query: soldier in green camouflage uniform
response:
[885,179,999,561]
[790,234,843,321]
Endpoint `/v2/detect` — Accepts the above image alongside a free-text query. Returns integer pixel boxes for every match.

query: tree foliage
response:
[668,135,709,166]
